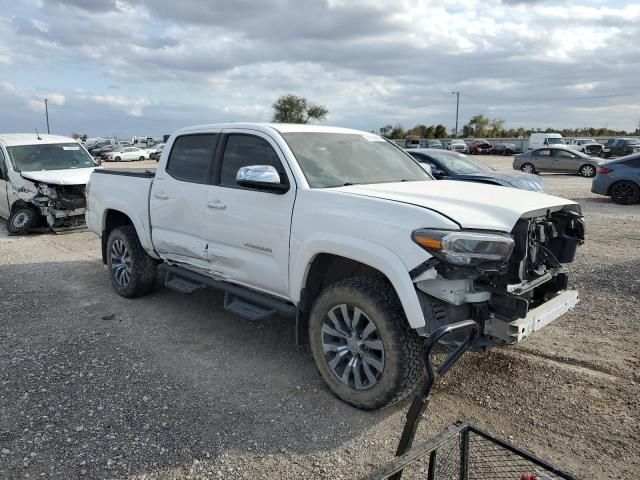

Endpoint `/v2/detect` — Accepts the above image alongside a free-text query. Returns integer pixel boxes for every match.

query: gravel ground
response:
[0,156,638,479]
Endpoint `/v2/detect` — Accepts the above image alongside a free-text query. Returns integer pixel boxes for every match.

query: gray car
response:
[591,154,640,204]
[513,146,601,177]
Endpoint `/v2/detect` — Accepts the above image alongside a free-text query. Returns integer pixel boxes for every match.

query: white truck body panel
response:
[86,123,582,332]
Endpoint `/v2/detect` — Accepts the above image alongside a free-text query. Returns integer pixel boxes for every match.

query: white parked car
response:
[86,123,584,410]
[106,147,149,162]
[0,133,98,234]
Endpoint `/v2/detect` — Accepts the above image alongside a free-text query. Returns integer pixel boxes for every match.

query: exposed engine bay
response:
[22,182,87,231]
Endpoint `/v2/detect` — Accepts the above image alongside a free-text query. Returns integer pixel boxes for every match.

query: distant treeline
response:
[377,114,638,139]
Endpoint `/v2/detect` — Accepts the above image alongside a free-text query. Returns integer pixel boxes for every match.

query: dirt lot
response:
[1,156,638,479]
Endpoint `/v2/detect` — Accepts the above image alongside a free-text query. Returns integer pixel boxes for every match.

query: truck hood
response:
[21,167,97,186]
[334,180,580,232]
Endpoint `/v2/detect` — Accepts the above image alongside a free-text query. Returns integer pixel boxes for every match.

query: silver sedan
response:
[513,146,602,177]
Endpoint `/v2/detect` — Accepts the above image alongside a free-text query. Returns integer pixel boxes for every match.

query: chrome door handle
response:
[155,191,169,200]
[207,201,226,210]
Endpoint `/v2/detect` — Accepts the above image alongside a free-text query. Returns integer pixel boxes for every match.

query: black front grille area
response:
[55,184,87,210]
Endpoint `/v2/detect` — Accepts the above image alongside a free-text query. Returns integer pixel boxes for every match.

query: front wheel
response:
[7,205,39,235]
[520,163,535,174]
[579,164,596,177]
[138,156,145,161]
[308,276,422,410]
[115,156,121,162]
[610,181,640,205]
[106,225,157,298]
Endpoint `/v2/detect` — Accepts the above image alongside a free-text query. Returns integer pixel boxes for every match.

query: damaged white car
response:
[0,134,98,234]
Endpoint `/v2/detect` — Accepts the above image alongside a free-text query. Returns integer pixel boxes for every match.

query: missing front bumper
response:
[484,289,579,344]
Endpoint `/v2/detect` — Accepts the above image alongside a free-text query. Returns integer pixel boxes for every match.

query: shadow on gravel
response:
[0,260,399,479]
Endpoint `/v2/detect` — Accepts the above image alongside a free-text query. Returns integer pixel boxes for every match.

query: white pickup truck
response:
[86,123,584,410]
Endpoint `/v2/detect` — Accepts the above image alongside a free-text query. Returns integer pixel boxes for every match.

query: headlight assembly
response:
[412,229,514,265]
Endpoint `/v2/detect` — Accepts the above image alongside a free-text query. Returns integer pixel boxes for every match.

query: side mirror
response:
[432,168,446,179]
[236,165,289,193]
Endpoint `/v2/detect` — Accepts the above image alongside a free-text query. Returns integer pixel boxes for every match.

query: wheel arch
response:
[608,178,640,197]
[101,208,156,263]
[292,237,426,344]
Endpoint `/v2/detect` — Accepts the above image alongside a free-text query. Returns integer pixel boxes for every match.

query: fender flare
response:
[100,203,158,259]
[290,233,426,329]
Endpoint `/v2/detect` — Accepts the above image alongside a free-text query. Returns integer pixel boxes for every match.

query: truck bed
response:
[93,168,156,178]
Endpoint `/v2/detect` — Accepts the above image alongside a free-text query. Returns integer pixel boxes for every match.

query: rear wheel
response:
[610,181,640,205]
[7,205,39,235]
[579,164,596,177]
[520,163,535,174]
[115,156,121,162]
[106,225,157,297]
[308,276,422,410]
[138,156,145,161]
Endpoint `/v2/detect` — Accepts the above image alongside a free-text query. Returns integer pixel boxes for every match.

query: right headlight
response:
[412,229,515,266]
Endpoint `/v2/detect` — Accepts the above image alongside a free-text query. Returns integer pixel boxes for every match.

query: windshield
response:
[282,132,431,188]
[7,143,97,172]
[547,137,565,145]
[427,151,494,174]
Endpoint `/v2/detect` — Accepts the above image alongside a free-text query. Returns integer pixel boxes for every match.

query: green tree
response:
[488,118,505,137]
[424,125,436,138]
[390,124,406,139]
[379,125,393,137]
[272,94,328,123]
[468,114,490,136]
[434,124,447,138]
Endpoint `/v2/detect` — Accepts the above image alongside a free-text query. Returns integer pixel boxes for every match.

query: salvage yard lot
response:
[1,156,638,479]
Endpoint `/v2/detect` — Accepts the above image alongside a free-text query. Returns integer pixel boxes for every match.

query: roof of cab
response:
[0,133,79,147]
[173,122,368,136]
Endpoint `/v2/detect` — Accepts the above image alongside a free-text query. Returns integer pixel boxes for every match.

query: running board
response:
[158,263,296,320]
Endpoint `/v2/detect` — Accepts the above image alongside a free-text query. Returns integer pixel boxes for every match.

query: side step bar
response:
[159,263,296,321]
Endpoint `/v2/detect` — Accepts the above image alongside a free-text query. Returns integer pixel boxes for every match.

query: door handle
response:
[207,201,226,210]
[155,191,169,200]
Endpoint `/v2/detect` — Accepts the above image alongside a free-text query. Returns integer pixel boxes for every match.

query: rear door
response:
[551,149,580,172]
[203,129,296,298]
[0,148,10,218]
[531,149,552,170]
[150,132,219,270]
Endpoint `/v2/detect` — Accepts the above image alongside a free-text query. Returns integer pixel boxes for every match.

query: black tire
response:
[106,225,157,298]
[6,205,39,235]
[520,163,535,174]
[579,164,596,177]
[115,156,121,162]
[610,181,640,205]
[308,276,422,410]
[138,156,145,161]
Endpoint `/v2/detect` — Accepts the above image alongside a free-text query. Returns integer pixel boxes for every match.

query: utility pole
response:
[44,98,50,134]
[451,91,460,138]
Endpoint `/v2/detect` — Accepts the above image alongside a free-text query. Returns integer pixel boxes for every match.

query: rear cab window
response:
[166,134,218,184]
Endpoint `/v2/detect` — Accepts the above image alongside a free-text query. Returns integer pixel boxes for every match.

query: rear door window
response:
[166,134,218,184]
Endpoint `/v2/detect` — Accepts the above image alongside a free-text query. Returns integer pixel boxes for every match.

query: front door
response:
[0,149,10,218]
[204,130,296,299]
[149,133,219,271]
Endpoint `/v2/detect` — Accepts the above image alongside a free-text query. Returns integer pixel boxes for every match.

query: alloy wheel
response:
[110,239,132,287]
[612,182,638,204]
[321,304,385,390]
[521,163,534,173]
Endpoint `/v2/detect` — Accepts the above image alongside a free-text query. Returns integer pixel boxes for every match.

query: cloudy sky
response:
[0,0,638,137]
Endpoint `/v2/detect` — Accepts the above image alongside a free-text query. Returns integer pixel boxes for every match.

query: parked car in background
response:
[568,138,604,156]
[528,133,565,150]
[468,139,492,155]
[0,133,98,234]
[150,144,165,161]
[603,138,640,158]
[591,154,640,205]
[491,143,521,155]
[105,147,149,162]
[404,135,421,149]
[407,149,544,192]
[425,139,443,149]
[448,139,468,153]
[145,143,165,156]
[513,147,601,177]
[95,145,119,159]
